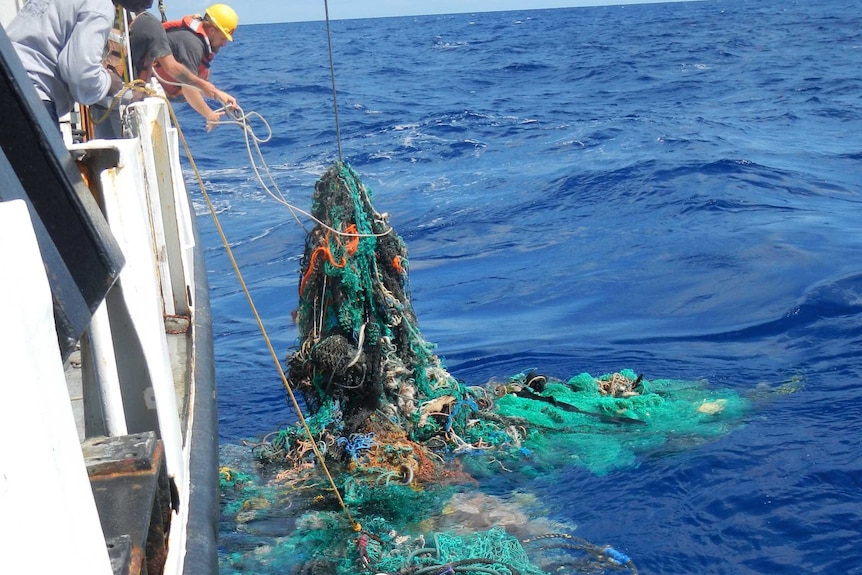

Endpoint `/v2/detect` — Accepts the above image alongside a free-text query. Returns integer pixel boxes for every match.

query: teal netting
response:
[220,162,797,574]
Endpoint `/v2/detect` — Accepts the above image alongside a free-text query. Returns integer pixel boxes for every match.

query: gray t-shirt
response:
[129,10,172,79]
[165,19,209,77]
[6,0,115,116]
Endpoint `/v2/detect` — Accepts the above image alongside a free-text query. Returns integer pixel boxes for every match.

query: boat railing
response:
[1,5,217,569]
[67,92,211,575]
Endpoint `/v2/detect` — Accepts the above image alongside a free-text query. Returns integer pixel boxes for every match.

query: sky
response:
[162,0,680,26]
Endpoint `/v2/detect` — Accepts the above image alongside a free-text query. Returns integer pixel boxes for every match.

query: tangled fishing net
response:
[220,161,783,574]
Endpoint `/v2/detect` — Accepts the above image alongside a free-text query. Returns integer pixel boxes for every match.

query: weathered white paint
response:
[143,98,191,316]
[79,96,197,573]
[133,101,178,317]
[168,112,198,296]
[154,96,199,575]
[88,299,128,436]
[0,199,113,574]
[81,133,186,490]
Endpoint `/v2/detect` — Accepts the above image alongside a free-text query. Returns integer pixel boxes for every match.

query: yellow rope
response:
[143,87,362,532]
[90,79,150,125]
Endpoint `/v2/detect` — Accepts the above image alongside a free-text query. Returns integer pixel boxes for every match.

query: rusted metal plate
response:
[82,432,157,477]
[84,432,172,575]
[106,534,141,575]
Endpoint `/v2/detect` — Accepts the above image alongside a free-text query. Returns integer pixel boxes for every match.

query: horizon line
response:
[244,0,700,26]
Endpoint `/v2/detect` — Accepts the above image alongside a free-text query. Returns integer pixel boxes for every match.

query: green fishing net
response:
[219,161,789,574]
[277,162,751,478]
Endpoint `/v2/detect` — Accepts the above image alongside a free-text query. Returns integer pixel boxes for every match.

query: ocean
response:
[177,0,862,572]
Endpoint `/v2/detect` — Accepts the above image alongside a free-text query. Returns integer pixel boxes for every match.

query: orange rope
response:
[343,224,359,256]
[299,224,360,295]
[170,101,362,530]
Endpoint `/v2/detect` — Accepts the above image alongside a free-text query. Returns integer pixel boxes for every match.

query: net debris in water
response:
[221,161,757,574]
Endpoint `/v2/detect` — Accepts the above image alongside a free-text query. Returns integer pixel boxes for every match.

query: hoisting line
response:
[120,0,368,534]
[151,88,362,533]
[215,105,392,241]
[323,0,343,162]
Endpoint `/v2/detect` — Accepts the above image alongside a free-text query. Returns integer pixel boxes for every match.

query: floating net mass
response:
[219,161,787,575]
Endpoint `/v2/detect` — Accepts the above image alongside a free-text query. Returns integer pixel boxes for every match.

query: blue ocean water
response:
[179,0,862,572]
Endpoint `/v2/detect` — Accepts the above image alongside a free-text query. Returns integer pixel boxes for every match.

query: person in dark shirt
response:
[154,4,238,131]
[129,9,236,118]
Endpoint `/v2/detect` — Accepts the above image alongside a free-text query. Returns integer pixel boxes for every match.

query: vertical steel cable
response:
[323,0,343,161]
[163,95,361,532]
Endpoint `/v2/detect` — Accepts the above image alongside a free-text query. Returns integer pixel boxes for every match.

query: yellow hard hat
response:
[205,4,238,41]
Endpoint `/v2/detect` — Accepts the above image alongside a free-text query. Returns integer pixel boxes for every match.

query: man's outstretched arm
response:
[181,84,223,132]
[157,54,237,108]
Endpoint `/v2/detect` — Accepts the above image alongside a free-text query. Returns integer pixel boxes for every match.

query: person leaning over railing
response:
[154,3,238,132]
[128,8,237,113]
